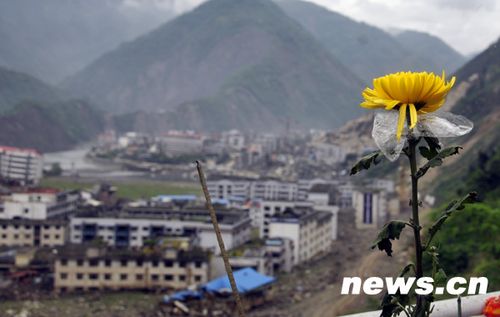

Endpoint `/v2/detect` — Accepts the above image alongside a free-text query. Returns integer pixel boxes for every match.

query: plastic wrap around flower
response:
[361,71,473,161]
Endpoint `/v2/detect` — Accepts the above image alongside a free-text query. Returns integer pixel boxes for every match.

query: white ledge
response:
[340,291,500,317]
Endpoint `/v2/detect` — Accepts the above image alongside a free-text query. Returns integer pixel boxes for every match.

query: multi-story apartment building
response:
[0,189,79,220]
[248,200,314,238]
[0,219,66,247]
[207,176,298,202]
[54,246,209,292]
[352,189,388,229]
[268,208,332,265]
[264,237,294,273]
[70,207,252,253]
[0,146,43,185]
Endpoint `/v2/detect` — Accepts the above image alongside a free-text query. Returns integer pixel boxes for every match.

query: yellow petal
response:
[409,103,417,128]
[397,103,407,141]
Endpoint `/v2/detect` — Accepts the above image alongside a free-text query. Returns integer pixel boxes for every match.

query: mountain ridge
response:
[63,0,366,132]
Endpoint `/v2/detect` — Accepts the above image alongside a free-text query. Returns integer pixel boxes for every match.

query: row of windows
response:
[0,224,62,230]
[1,233,61,240]
[59,272,203,282]
[60,259,204,268]
[73,225,183,233]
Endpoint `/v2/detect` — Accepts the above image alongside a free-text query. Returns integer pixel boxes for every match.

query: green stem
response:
[408,137,424,313]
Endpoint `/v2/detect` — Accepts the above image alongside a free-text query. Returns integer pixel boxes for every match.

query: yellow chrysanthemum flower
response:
[360,71,456,140]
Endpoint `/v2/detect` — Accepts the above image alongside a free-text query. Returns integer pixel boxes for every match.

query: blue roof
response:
[203,268,275,294]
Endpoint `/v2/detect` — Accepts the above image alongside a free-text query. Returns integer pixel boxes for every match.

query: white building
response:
[352,189,387,229]
[0,189,79,220]
[207,177,298,202]
[70,207,252,254]
[269,208,332,265]
[248,200,313,238]
[157,130,204,156]
[265,237,294,273]
[221,130,245,151]
[309,142,346,165]
[0,146,43,185]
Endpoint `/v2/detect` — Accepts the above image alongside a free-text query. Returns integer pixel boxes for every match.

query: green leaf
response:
[419,137,441,160]
[416,146,462,179]
[350,151,383,175]
[371,221,406,256]
[425,192,478,248]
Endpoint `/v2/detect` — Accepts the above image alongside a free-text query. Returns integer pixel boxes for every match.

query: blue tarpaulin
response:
[203,268,275,294]
[163,289,203,303]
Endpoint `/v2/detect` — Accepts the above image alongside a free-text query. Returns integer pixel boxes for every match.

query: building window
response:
[163,260,173,267]
[136,259,143,267]
[152,260,159,267]
[43,234,49,239]
[89,260,99,267]
[151,274,159,281]
[194,262,202,268]
[0,234,6,239]
[55,234,60,239]
[104,274,112,280]
[120,260,128,267]
[120,274,127,281]
[25,234,31,239]
[89,273,99,280]
[179,275,186,281]
[164,274,174,281]
[60,259,68,266]
[24,208,29,214]
[60,273,68,280]
[136,274,143,280]
[13,234,19,239]
[194,275,202,282]
[76,273,84,280]
[77,260,84,266]
[24,225,31,229]
[104,260,112,267]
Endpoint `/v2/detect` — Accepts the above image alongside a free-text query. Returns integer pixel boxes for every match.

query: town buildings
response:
[0,219,66,247]
[268,208,333,265]
[0,146,43,185]
[70,207,252,253]
[54,246,209,292]
[0,189,79,220]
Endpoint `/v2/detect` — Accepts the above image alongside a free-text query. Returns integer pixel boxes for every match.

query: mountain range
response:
[0,0,173,83]
[63,0,367,132]
[276,0,465,81]
[0,0,472,139]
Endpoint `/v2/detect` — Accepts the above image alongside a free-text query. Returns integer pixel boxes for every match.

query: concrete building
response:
[309,142,346,165]
[157,131,204,156]
[0,189,79,220]
[352,189,387,229]
[207,177,298,202]
[264,238,294,273]
[269,208,332,265]
[70,207,252,253]
[0,219,66,247]
[211,247,273,279]
[0,146,43,185]
[221,129,245,151]
[248,200,313,238]
[54,246,209,292]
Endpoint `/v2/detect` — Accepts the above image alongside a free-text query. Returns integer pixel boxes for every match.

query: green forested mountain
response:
[276,0,465,82]
[425,38,500,290]
[63,0,366,132]
[0,66,104,151]
[0,66,61,112]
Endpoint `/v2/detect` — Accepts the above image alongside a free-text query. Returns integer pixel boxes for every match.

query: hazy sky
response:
[132,0,500,55]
